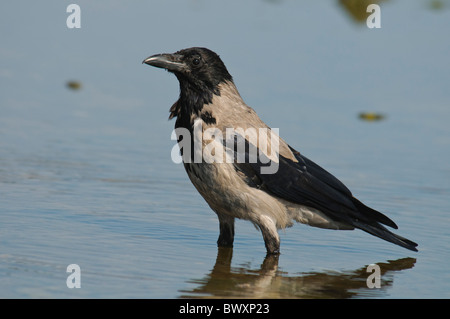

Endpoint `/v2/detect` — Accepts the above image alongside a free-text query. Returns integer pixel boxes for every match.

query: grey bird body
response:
[143,47,418,254]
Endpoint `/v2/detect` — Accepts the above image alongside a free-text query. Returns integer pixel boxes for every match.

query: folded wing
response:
[227,134,418,251]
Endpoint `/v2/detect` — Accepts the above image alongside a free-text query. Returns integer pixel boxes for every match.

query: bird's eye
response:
[192,57,201,66]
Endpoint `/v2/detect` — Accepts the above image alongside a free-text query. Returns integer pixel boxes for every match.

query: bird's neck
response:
[172,79,235,129]
[180,81,214,114]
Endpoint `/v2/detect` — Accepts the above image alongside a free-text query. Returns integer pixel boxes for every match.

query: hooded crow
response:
[143,47,418,254]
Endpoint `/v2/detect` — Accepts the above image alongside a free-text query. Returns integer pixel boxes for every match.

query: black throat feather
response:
[170,77,228,165]
[171,76,223,130]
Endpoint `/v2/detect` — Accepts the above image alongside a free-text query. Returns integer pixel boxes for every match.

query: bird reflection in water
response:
[180,248,416,298]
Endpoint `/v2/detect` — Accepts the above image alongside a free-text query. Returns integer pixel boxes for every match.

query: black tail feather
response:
[352,220,418,252]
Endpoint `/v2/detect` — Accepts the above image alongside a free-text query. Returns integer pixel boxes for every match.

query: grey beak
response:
[142,53,186,73]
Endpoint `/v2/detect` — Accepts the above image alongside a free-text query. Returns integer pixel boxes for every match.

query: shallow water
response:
[1,1,450,298]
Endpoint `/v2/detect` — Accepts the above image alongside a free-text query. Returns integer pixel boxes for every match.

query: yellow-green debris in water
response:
[66,81,82,90]
[358,112,386,121]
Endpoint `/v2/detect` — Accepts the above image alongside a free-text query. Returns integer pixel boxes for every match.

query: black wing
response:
[230,137,418,252]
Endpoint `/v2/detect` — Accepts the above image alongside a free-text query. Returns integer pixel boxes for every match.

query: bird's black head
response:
[143,47,232,93]
[143,47,233,119]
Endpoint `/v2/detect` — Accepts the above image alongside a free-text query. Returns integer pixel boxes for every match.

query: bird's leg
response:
[216,213,235,247]
[258,216,280,255]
